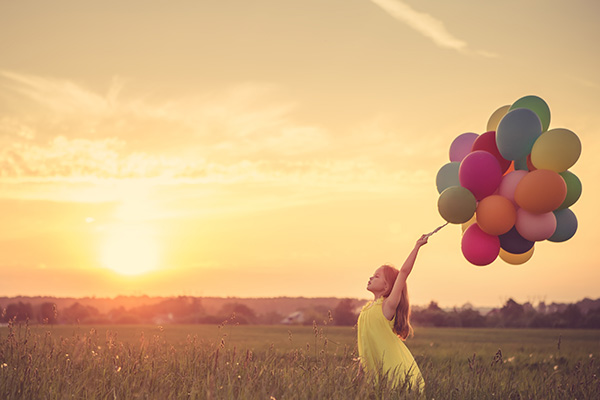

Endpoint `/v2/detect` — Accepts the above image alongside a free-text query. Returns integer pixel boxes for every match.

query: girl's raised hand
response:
[416,234,429,247]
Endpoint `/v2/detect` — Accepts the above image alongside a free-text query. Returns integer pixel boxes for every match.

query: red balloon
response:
[471,131,512,173]
[461,224,500,266]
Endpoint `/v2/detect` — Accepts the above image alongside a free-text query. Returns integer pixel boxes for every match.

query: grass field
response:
[1,321,599,399]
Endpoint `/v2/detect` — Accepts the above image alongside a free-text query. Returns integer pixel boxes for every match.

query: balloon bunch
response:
[436,95,582,266]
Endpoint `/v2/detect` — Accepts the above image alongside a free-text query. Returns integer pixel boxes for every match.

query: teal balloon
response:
[548,209,577,242]
[509,95,551,132]
[496,108,542,161]
[558,171,582,209]
[436,162,460,194]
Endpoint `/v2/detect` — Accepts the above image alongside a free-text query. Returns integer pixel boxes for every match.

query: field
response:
[1,321,599,399]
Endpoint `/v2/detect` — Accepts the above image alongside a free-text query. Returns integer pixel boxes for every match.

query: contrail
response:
[370,0,468,52]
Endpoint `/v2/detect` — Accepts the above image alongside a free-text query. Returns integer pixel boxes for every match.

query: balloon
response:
[557,171,582,209]
[459,151,503,201]
[530,128,581,172]
[515,209,557,241]
[476,195,516,235]
[496,108,542,161]
[514,157,529,171]
[548,209,578,242]
[436,96,581,267]
[449,132,479,162]
[514,169,567,214]
[438,186,477,224]
[486,105,510,132]
[499,247,534,265]
[471,131,512,173]
[499,226,534,254]
[461,224,500,266]
[498,170,528,208]
[436,162,461,194]
[509,95,551,132]
[526,154,537,171]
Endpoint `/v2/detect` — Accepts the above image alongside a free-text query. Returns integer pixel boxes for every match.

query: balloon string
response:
[426,222,449,238]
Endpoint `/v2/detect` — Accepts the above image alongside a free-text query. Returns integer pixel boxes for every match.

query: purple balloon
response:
[499,226,534,254]
[449,132,479,162]
[459,150,503,201]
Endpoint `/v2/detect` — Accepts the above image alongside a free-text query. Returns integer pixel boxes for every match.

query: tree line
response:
[1,297,599,328]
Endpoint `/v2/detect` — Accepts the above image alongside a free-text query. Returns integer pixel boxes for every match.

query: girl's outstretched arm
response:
[382,234,428,319]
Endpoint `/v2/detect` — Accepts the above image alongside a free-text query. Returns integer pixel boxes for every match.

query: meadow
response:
[1,320,599,399]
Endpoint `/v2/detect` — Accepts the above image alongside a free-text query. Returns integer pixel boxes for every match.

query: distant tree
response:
[412,301,451,327]
[257,311,285,324]
[499,298,525,327]
[457,308,485,327]
[301,305,330,326]
[561,304,583,328]
[61,302,100,324]
[38,302,58,324]
[5,302,33,322]
[333,299,358,326]
[583,308,600,329]
[129,296,205,323]
[220,302,257,324]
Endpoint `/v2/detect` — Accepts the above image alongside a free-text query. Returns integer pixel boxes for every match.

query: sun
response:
[101,224,160,276]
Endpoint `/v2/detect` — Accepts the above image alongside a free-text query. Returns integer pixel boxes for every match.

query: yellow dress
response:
[357,297,425,391]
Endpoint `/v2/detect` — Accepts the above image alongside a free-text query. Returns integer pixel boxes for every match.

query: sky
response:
[1,0,599,308]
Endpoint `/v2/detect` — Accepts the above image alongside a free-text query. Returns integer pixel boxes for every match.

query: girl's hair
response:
[381,264,413,340]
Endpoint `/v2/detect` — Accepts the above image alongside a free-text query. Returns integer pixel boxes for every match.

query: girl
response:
[357,233,429,392]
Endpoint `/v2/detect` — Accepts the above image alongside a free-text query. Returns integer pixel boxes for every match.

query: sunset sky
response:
[1,0,598,308]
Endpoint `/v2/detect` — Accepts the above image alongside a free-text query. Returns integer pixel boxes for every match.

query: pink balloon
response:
[471,131,512,173]
[498,170,528,208]
[461,224,500,266]
[449,132,479,162]
[515,209,557,241]
[459,151,503,201]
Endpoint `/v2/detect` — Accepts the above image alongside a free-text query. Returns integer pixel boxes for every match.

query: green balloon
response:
[438,186,477,224]
[558,171,582,209]
[509,95,551,132]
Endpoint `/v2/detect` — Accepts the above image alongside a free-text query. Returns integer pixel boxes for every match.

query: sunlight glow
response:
[101,224,160,276]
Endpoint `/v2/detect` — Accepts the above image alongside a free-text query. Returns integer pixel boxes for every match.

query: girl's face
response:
[367,267,388,294]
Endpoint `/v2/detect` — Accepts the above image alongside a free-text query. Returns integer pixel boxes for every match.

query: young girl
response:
[357,233,429,392]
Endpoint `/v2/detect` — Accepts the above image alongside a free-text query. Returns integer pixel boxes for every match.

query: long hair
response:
[381,264,414,340]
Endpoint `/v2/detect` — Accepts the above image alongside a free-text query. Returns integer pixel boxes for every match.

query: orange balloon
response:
[476,195,516,235]
[514,169,567,214]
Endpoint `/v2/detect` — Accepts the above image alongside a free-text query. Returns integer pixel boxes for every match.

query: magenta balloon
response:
[459,150,503,201]
[515,209,557,242]
[497,170,528,208]
[461,224,500,266]
[471,131,512,173]
[449,132,479,162]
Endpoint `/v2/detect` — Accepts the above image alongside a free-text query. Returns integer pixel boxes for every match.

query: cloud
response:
[369,0,496,57]
[0,70,436,208]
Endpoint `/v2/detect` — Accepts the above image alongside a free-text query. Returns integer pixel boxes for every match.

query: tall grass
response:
[1,319,598,399]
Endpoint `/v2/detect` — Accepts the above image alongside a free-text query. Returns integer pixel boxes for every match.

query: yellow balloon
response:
[499,247,534,265]
[530,128,581,172]
[486,105,510,132]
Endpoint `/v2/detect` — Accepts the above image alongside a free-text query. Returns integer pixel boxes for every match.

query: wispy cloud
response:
[369,0,497,57]
[0,70,435,206]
